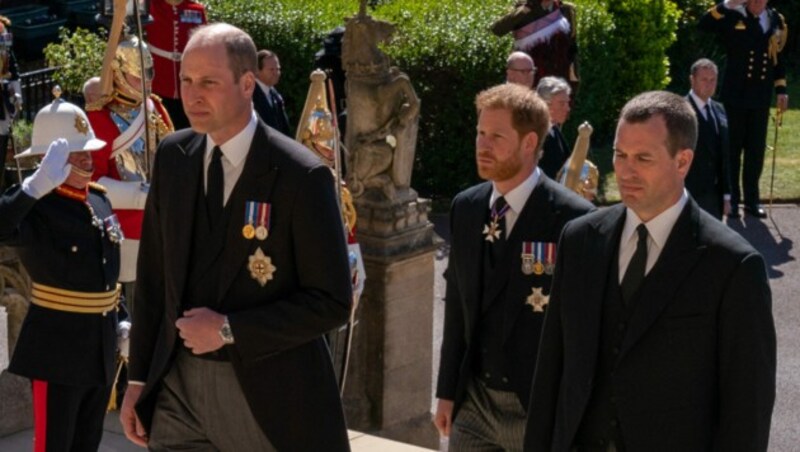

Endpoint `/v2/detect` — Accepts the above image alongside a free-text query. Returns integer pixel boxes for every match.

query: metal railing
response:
[19,66,59,122]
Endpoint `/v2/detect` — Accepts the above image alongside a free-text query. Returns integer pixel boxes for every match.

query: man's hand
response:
[117,320,131,359]
[175,307,226,354]
[777,94,789,114]
[723,199,732,217]
[120,384,148,447]
[21,139,72,199]
[433,399,455,437]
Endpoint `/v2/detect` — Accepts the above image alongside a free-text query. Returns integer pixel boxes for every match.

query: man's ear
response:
[523,131,539,156]
[241,71,256,95]
[676,148,694,176]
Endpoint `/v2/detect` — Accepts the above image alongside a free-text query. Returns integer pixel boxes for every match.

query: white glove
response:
[117,320,131,359]
[22,139,72,199]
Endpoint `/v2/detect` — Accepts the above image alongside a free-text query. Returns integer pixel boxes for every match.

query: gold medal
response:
[255,225,269,241]
[242,224,256,239]
[533,261,545,276]
[247,247,276,287]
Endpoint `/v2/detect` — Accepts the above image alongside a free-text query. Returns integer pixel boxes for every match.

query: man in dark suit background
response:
[536,76,572,180]
[119,23,352,451]
[525,91,775,451]
[699,0,788,218]
[433,83,593,450]
[685,58,731,220]
[252,49,293,137]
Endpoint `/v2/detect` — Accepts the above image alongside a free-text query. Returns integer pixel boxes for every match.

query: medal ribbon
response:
[258,203,272,232]
[546,243,556,266]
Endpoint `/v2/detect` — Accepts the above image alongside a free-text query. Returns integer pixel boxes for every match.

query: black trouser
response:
[31,379,112,452]
[725,105,770,208]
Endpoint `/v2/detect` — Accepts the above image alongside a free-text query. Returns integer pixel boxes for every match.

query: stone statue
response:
[343,1,420,202]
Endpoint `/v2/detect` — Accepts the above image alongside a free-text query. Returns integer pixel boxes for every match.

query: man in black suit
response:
[536,76,572,179]
[699,0,788,218]
[433,83,593,450]
[525,91,776,451]
[252,49,292,137]
[119,24,352,451]
[685,58,731,220]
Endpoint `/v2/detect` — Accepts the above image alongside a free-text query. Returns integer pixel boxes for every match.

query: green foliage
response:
[43,27,107,96]
[11,119,33,151]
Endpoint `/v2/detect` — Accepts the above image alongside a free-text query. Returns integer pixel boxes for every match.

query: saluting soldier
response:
[0,97,127,451]
[699,0,788,218]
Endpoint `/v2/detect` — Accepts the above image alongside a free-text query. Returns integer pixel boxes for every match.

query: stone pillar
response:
[343,195,439,449]
[0,246,32,436]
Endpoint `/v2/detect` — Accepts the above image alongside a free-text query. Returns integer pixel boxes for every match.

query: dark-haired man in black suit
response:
[120,23,352,451]
[685,58,731,220]
[433,83,593,451]
[252,49,292,137]
[525,91,775,452]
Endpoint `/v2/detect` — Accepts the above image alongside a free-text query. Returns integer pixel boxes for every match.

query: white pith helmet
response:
[15,88,106,159]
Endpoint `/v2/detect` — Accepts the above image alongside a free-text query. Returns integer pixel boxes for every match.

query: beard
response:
[477,146,524,182]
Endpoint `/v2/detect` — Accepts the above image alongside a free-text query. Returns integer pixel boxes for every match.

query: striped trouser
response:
[448,379,526,452]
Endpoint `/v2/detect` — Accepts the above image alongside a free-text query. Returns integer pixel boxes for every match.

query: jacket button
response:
[71,245,78,252]
[106,285,110,290]
[102,258,107,264]
[502,377,509,383]
[485,372,491,379]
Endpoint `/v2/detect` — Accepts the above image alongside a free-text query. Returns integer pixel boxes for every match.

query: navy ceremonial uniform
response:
[699,2,787,214]
[0,183,122,452]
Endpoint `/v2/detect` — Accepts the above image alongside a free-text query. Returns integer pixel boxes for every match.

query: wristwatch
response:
[219,316,235,345]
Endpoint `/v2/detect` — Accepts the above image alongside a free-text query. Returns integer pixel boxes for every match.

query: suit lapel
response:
[215,124,279,304]
[167,133,205,306]
[617,202,704,362]
[462,184,492,339]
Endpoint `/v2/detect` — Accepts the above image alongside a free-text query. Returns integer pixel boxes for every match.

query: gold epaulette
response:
[775,79,787,88]
[709,6,723,20]
[88,181,108,194]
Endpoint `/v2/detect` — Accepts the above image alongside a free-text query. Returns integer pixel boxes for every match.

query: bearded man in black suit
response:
[433,83,593,451]
[119,23,352,451]
[525,91,775,452]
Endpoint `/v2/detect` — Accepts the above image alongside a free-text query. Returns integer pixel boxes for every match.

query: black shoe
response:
[744,205,767,218]
[728,204,740,218]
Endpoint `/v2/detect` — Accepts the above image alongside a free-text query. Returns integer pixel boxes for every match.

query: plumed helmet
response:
[112,34,154,104]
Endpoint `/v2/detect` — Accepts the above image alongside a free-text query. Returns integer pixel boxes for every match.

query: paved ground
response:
[431,203,800,451]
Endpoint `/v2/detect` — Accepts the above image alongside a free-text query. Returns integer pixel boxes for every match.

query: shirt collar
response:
[256,80,273,93]
[622,189,689,250]
[489,167,541,213]
[688,90,709,111]
[205,111,258,168]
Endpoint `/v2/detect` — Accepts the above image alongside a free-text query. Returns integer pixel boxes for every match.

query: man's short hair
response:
[619,91,697,155]
[476,83,550,152]
[187,23,257,81]
[506,51,534,69]
[257,49,277,70]
[690,58,718,76]
[536,76,571,102]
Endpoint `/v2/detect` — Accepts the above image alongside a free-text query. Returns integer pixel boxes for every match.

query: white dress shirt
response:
[618,190,689,282]
[204,111,258,205]
[488,167,541,237]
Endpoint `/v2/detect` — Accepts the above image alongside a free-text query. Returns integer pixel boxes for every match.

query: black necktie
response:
[704,104,719,132]
[207,146,224,229]
[621,224,648,304]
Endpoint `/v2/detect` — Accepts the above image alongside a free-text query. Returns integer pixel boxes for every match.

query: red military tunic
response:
[87,97,172,240]
[145,0,207,100]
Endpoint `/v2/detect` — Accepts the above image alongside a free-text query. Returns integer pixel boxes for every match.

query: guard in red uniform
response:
[86,34,174,310]
[145,0,207,130]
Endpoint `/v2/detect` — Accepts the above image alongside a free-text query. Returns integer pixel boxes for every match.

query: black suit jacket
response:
[525,201,776,452]
[685,95,730,219]
[436,175,593,416]
[539,126,570,180]
[253,84,292,137]
[129,120,352,451]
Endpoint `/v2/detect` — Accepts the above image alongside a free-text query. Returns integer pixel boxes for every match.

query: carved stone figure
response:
[343,3,420,203]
